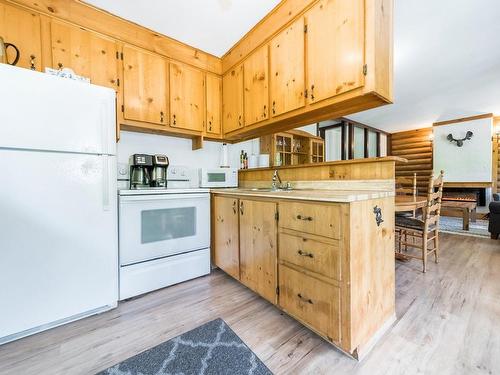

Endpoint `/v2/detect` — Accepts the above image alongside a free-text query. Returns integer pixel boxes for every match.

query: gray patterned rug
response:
[96,318,272,375]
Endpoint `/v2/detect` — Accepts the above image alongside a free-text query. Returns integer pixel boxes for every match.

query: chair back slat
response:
[424,170,444,230]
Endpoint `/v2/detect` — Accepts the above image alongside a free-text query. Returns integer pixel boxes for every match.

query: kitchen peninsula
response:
[212,156,404,359]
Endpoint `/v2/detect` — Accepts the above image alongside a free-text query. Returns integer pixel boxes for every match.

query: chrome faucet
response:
[271,169,282,191]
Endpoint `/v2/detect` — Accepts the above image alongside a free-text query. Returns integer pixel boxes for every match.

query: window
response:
[319,119,387,161]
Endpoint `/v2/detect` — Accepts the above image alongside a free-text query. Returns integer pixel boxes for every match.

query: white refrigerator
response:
[0,64,118,344]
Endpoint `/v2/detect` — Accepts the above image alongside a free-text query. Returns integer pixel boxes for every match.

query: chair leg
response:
[491,233,499,240]
[422,233,428,273]
[434,229,439,263]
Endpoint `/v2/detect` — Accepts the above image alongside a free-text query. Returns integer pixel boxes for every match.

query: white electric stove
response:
[118,166,210,300]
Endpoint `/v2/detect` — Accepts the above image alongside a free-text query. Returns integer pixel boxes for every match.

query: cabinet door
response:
[0,3,41,70]
[213,196,239,279]
[306,0,365,103]
[270,17,305,117]
[222,64,244,134]
[206,74,222,136]
[170,62,205,132]
[239,199,277,304]
[244,45,269,125]
[122,45,168,125]
[51,21,119,90]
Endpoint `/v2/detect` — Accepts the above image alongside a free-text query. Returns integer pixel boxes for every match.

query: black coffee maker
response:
[130,154,153,189]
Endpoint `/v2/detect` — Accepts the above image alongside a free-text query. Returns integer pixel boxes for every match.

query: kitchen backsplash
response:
[117,131,260,169]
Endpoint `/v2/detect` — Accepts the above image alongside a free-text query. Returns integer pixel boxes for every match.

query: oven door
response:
[119,193,210,266]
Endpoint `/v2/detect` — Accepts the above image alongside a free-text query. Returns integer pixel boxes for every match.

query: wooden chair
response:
[395,173,417,217]
[395,171,444,273]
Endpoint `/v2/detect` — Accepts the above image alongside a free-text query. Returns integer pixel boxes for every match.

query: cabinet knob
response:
[239,201,244,215]
[57,62,63,69]
[297,249,314,258]
[296,214,313,221]
[297,293,313,304]
[232,200,237,214]
[29,55,36,70]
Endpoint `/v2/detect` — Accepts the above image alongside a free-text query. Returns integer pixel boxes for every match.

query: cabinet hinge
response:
[304,89,308,98]
[276,286,280,295]
[121,104,124,112]
[304,24,308,33]
[363,64,368,76]
[275,211,279,221]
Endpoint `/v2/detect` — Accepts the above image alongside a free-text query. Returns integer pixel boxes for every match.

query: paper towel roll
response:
[220,143,229,167]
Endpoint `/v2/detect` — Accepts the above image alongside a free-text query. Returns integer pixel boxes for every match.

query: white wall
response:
[117,131,259,169]
[433,117,492,182]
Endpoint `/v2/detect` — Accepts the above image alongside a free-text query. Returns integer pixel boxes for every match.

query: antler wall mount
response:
[447,131,473,147]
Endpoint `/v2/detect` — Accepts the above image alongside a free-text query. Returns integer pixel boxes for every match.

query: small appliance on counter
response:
[199,167,238,188]
[129,153,169,189]
[130,154,152,189]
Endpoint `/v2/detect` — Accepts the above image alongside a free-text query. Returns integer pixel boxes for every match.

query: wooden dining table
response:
[395,195,427,212]
[394,195,428,261]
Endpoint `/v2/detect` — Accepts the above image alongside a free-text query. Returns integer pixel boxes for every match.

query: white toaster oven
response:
[199,168,238,188]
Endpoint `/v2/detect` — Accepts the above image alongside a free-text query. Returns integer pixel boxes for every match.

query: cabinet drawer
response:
[279,202,341,238]
[279,232,341,281]
[279,265,340,343]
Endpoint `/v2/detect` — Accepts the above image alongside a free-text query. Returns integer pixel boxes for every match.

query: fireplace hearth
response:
[442,188,486,206]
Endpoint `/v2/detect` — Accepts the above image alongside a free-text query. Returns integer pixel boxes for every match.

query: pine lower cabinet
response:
[239,199,277,304]
[212,193,395,359]
[213,196,240,280]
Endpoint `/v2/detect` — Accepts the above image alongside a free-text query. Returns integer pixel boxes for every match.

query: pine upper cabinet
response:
[243,45,269,126]
[269,17,305,117]
[222,64,244,134]
[306,0,365,104]
[239,199,277,304]
[205,73,222,136]
[213,196,240,279]
[169,62,205,132]
[50,21,119,90]
[0,3,41,70]
[122,45,168,125]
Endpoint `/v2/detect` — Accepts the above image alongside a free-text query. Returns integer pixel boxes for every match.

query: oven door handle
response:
[120,193,209,202]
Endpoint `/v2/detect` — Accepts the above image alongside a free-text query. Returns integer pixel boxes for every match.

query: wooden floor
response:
[1,233,499,375]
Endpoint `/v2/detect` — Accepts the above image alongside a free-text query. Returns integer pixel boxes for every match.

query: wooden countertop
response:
[237,156,407,173]
[211,188,395,203]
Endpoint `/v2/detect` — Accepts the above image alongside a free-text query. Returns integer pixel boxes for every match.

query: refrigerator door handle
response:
[102,156,110,211]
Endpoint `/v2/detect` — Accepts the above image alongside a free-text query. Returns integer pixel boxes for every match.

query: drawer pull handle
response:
[297,250,314,258]
[232,200,237,214]
[297,214,313,221]
[297,293,313,304]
